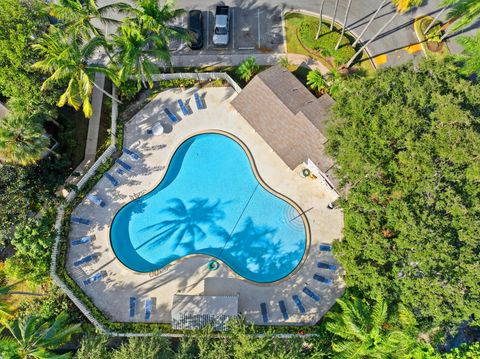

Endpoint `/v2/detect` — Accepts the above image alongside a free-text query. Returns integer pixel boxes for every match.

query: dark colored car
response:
[188,10,204,50]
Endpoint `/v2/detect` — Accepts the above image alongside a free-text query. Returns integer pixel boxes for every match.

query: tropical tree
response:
[33,26,119,118]
[111,21,170,90]
[335,0,353,50]
[346,0,423,67]
[325,295,427,358]
[0,312,80,359]
[0,113,49,166]
[331,0,340,30]
[307,69,328,94]
[440,0,480,40]
[352,0,389,47]
[456,32,480,75]
[47,0,132,39]
[111,335,173,359]
[277,56,291,68]
[316,0,326,39]
[127,0,191,47]
[74,335,110,359]
[236,56,260,82]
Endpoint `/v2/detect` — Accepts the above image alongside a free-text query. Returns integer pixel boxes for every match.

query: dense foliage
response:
[327,57,480,327]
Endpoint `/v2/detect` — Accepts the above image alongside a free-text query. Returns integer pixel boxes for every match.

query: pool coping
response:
[107,129,311,287]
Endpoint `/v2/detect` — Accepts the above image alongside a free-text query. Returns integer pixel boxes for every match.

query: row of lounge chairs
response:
[130,297,154,320]
[157,93,206,125]
[260,244,335,323]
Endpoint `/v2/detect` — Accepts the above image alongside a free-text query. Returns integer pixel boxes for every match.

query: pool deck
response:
[67,86,345,325]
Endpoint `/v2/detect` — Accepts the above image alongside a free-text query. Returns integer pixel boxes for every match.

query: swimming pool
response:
[110,132,308,283]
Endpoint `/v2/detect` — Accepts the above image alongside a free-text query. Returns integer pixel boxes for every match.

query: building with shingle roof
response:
[231,66,339,189]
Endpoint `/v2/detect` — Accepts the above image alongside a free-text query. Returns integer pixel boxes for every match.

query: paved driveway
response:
[98,0,479,67]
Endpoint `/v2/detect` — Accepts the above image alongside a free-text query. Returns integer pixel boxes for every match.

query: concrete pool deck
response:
[67,86,345,325]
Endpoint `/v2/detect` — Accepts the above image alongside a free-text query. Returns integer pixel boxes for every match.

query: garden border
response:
[49,72,318,338]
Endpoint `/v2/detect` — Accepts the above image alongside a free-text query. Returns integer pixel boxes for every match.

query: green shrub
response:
[159,78,195,89]
[298,19,356,65]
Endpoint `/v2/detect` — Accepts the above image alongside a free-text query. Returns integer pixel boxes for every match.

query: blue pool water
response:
[110,133,307,283]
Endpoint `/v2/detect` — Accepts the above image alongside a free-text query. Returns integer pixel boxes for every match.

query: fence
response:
[49,73,258,337]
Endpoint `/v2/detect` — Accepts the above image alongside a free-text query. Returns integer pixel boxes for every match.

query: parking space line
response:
[206,9,209,49]
[232,7,235,49]
[257,8,261,49]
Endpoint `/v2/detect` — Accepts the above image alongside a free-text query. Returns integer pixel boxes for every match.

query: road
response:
[98,0,479,68]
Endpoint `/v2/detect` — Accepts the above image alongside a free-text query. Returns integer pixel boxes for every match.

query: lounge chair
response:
[71,235,93,246]
[164,108,179,122]
[116,159,132,171]
[292,295,306,314]
[145,298,153,320]
[116,168,126,176]
[278,300,289,320]
[319,244,331,252]
[123,148,141,161]
[130,297,136,318]
[177,99,190,116]
[303,287,321,302]
[194,93,204,110]
[104,172,119,187]
[73,255,94,267]
[87,194,105,208]
[71,216,91,225]
[83,272,104,286]
[260,302,268,323]
[313,274,333,286]
[317,262,337,271]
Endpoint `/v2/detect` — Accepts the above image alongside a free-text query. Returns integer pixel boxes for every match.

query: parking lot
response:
[171,3,285,55]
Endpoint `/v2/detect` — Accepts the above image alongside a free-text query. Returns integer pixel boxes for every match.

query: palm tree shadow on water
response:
[136,198,227,253]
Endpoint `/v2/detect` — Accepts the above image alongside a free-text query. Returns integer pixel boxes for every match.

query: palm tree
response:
[307,69,328,94]
[0,312,80,359]
[48,0,133,39]
[456,32,480,75]
[439,0,480,40]
[112,21,170,90]
[335,0,353,50]
[127,0,191,48]
[0,114,49,166]
[236,56,260,82]
[316,0,327,39]
[33,26,120,118]
[346,0,423,67]
[331,0,340,31]
[325,295,421,358]
[352,0,389,47]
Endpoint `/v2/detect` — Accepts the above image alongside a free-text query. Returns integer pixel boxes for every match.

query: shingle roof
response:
[231,66,338,188]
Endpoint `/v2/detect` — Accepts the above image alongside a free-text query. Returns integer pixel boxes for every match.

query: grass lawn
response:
[284,12,375,75]
[414,16,450,59]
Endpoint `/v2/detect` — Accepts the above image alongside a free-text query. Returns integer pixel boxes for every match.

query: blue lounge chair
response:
[116,159,132,171]
[164,108,179,122]
[177,99,190,116]
[194,93,204,110]
[87,194,105,208]
[303,287,321,302]
[145,298,153,320]
[278,300,289,320]
[123,148,141,161]
[130,297,136,318]
[74,255,94,267]
[317,262,337,271]
[83,272,104,286]
[104,172,119,187]
[313,274,333,286]
[292,295,306,314]
[71,216,91,225]
[319,244,331,252]
[260,303,268,323]
[71,235,93,246]
[116,168,126,176]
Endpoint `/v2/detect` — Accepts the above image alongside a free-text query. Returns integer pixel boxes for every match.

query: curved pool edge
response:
[108,129,312,286]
